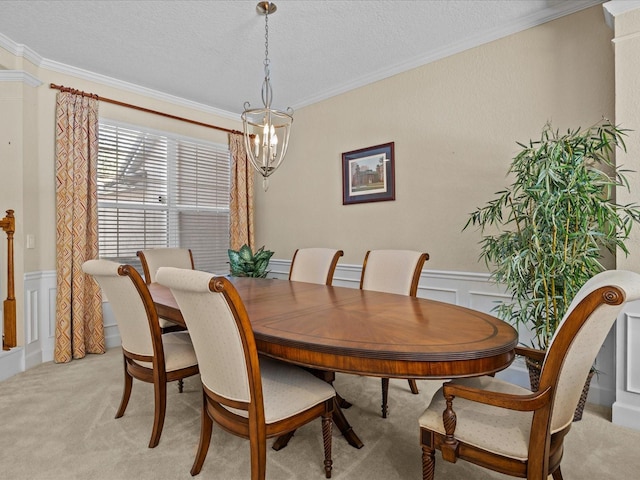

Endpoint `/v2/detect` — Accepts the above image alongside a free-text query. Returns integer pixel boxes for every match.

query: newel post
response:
[1,209,16,350]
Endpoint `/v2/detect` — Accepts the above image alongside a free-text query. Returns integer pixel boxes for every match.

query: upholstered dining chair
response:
[360,249,429,418]
[82,259,199,448]
[419,269,640,480]
[289,248,344,285]
[137,248,194,333]
[272,248,345,451]
[137,248,195,283]
[156,267,336,479]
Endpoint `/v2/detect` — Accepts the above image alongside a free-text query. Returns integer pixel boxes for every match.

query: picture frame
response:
[342,142,395,205]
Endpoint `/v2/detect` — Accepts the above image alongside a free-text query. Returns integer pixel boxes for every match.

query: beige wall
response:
[255,5,616,271]
[0,82,26,345]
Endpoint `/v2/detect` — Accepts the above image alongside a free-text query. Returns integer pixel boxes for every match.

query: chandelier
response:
[242,1,293,191]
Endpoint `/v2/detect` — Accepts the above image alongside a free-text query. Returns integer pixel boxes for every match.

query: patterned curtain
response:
[229,133,255,250]
[54,91,105,363]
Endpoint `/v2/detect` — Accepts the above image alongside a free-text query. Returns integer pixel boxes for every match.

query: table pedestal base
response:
[272,396,363,451]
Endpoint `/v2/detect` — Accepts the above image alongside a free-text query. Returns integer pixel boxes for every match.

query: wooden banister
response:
[1,209,16,350]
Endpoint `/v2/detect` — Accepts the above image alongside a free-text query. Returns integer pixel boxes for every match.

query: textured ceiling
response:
[0,1,604,117]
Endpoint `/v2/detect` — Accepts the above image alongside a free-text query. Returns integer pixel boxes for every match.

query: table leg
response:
[309,369,353,408]
[332,396,363,448]
[272,431,295,451]
[381,378,390,418]
[337,392,352,409]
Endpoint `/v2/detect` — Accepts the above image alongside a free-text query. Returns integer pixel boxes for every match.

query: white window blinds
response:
[97,120,231,273]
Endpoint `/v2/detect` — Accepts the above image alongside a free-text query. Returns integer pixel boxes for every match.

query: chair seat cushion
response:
[133,332,198,372]
[226,357,335,424]
[419,376,534,461]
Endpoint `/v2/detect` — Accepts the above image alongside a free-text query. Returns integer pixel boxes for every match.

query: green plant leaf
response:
[227,244,274,278]
[238,244,254,262]
[464,119,640,350]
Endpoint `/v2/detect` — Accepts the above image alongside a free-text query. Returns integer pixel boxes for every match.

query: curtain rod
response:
[49,83,243,136]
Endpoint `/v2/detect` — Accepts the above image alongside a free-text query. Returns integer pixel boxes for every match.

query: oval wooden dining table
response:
[148,276,518,448]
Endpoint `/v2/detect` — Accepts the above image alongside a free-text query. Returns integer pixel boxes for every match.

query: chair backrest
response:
[82,259,160,359]
[360,250,429,297]
[156,267,258,405]
[540,269,640,433]
[137,248,194,284]
[289,248,344,285]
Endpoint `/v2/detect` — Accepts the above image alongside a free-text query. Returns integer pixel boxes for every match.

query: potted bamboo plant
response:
[464,119,640,419]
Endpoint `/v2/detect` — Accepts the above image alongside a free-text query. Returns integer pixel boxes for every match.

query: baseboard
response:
[0,346,24,382]
[612,401,640,430]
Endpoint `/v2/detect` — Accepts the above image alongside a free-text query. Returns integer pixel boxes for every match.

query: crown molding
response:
[0,32,239,121]
[0,70,42,87]
[603,0,640,30]
[0,31,43,66]
[291,0,606,110]
[38,57,240,121]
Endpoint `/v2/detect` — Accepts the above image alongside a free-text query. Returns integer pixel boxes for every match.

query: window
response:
[97,120,230,273]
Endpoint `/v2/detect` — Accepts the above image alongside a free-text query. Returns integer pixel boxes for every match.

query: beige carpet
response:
[1,347,639,479]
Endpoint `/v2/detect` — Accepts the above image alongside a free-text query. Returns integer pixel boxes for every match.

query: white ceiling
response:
[0,1,604,118]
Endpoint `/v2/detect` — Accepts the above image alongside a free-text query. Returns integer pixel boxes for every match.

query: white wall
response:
[605,0,640,429]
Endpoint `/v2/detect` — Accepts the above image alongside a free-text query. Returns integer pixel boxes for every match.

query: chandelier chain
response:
[264,12,270,71]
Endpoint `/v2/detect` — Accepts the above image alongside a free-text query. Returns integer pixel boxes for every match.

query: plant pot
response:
[525,357,595,422]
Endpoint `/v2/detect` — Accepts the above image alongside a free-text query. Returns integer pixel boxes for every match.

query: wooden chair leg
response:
[408,379,419,394]
[322,413,333,479]
[178,379,184,393]
[552,467,564,480]
[249,425,268,480]
[381,378,390,418]
[115,357,133,419]
[148,377,167,448]
[191,395,214,476]
[422,443,436,480]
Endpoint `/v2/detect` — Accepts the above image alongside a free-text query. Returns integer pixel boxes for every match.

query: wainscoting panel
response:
[47,283,56,354]
[25,286,38,345]
[23,270,56,369]
[613,305,640,430]
[625,312,640,394]
[21,270,123,369]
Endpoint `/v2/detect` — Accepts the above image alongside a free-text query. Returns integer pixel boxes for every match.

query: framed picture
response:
[342,142,395,205]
